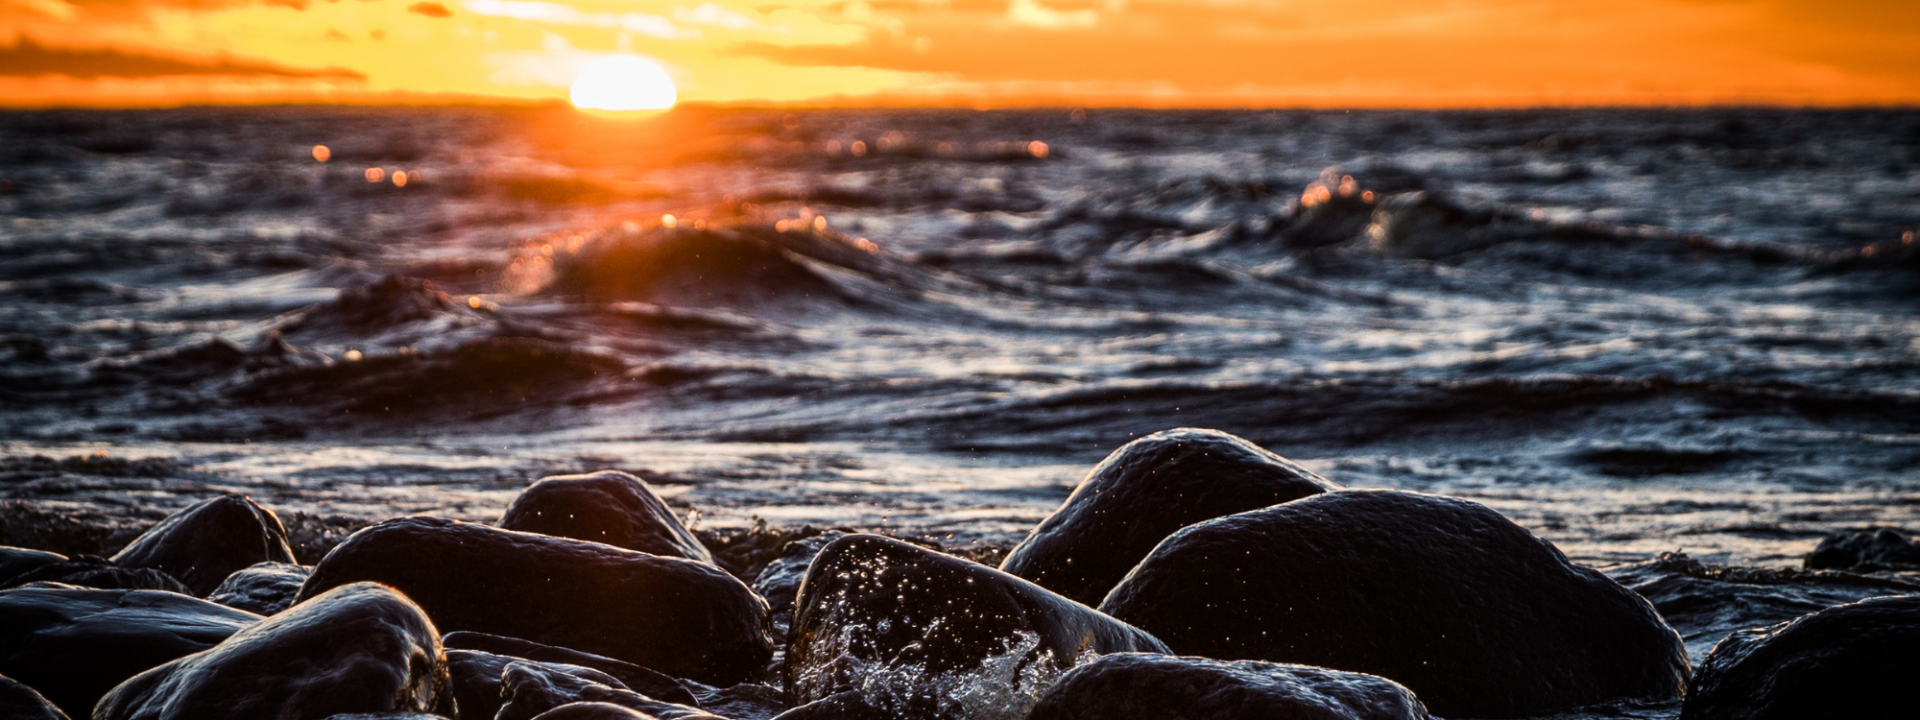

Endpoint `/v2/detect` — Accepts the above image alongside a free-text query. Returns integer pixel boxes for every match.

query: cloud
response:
[460,0,698,39]
[1004,0,1095,28]
[671,2,764,29]
[407,1,453,16]
[0,36,365,78]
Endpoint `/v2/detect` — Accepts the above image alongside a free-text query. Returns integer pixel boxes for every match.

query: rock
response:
[1000,428,1337,606]
[786,534,1167,718]
[499,471,714,564]
[298,517,772,686]
[693,683,786,720]
[443,631,697,706]
[446,649,521,720]
[324,715,449,720]
[0,674,69,720]
[496,661,722,720]
[110,495,298,596]
[769,691,895,720]
[95,582,450,720]
[1609,551,1920,662]
[0,556,192,594]
[1099,490,1689,718]
[530,704,658,720]
[1681,594,1920,720]
[207,562,310,615]
[0,585,259,718]
[1804,527,1920,571]
[751,531,844,640]
[0,547,66,584]
[1027,653,1429,720]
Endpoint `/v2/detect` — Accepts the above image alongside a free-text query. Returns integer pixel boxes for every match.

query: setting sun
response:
[568,56,678,113]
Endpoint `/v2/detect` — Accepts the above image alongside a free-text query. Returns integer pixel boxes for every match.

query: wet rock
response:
[769,691,895,720]
[443,632,696,706]
[1804,527,1920,571]
[207,561,310,615]
[96,582,450,720]
[1100,490,1689,719]
[0,547,65,583]
[299,517,772,686]
[446,649,521,720]
[1609,551,1920,661]
[110,495,298,596]
[786,534,1167,718]
[0,556,192,593]
[1681,594,1920,720]
[0,585,259,718]
[1027,653,1429,720]
[496,661,722,720]
[0,674,69,720]
[499,471,713,564]
[530,704,657,720]
[752,531,845,639]
[324,715,449,720]
[693,683,785,720]
[1000,428,1337,606]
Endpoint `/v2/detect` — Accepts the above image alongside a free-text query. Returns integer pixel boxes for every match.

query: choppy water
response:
[3,106,1918,576]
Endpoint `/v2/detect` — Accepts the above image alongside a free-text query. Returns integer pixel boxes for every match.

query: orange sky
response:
[2,0,1918,107]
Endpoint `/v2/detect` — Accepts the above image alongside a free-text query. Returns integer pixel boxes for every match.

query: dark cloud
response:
[0,37,366,79]
[406,1,452,16]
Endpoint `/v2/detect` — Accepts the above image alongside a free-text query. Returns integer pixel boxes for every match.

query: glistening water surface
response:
[3,106,1917,571]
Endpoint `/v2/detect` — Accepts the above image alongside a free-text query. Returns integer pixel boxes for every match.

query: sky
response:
[2,0,1918,107]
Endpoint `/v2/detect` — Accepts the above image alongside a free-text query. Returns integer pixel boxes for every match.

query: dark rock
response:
[1804,527,1920,571]
[769,691,895,720]
[96,582,450,720]
[786,534,1167,718]
[324,715,449,720]
[298,517,772,686]
[1100,489,1689,719]
[499,471,713,564]
[1681,594,1920,720]
[1027,653,1429,720]
[752,531,844,639]
[0,585,259,718]
[446,649,520,720]
[0,547,65,584]
[496,661,722,720]
[530,704,658,720]
[443,631,697,706]
[1609,551,1920,661]
[207,561,310,615]
[110,495,298,596]
[1000,428,1337,606]
[693,683,785,720]
[0,674,69,720]
[0,556,192,593]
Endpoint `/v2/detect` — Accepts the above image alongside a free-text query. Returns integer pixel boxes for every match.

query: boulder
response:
[1100,490,1689,718]
[530,704,659,720]
[751,531,844,639]
[691,683,785,720]
[0,674,69,720]
[0,585,259,718]
[499,471,713,564]
[1681,594,1920,720]
[207,562,310,615]
[1026,653,1429,720]
[95,582,450,720]
[298,517,772,686]
[443,631,696,705]
[786,534,1167,718]
[769,691,895,720]
[496,661,722,720]
[111,495,297,596]
[1804,528,1920,571]
[0,556,191,594]
[324,715,449,720]
[0,547,66,584]
[1001,428,1337,606]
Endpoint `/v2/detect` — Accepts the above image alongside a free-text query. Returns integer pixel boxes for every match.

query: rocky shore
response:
[3,428,1917,720]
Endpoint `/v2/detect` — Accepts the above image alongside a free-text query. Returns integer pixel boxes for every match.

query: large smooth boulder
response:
[1681,594,1920,720]
[1804,528,1920,571]
[751,531,844,640]
[444,632,696,705]
[1100,490,1689,719]
[96,582,450,720]
[0,585,258,717]
[1027,653,1429,720]
[495,661,721,720]
[111,495,298,596]
[298,517,772,686]
[500,471,713,564]
[0,548,66,584]
[0,557,191,594]
[786,534,1167,718]
[207,562,310,615]
[0,674,69,720]
[1001,428,1338,606]
[530,704,658,720]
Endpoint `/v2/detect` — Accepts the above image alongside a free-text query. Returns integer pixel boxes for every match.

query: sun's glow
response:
[569,56,678,113]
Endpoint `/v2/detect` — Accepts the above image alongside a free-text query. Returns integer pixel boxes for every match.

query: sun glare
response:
[569,56,678,115]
